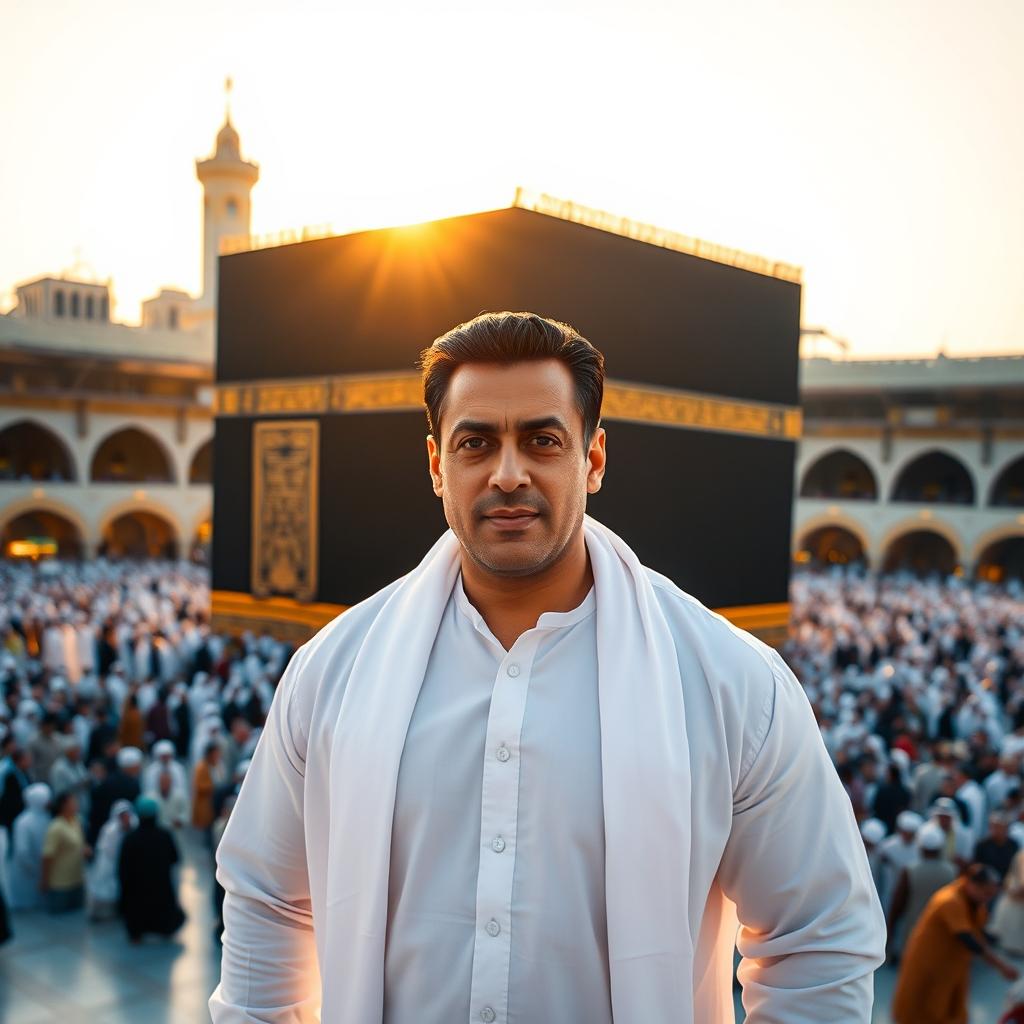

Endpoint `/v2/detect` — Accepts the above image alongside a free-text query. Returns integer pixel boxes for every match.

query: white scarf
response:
[325,515,698,1021]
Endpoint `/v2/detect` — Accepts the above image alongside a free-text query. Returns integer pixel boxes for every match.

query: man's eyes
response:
[456,435,561,450]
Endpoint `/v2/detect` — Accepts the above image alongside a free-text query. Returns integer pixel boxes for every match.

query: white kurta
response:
[211,521,885,1023]
[384,577,610,1024]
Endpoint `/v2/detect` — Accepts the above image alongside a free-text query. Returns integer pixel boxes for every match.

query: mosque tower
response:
[195,79,258,309]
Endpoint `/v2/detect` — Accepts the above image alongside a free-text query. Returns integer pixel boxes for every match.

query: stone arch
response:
[0,418,78,482]
[798,447,879,501]
[89,424,175,484]
[0,497,88,558]
[989,454,1024,508]
[794,511,872,567]
[97,498,183,560]
[880,519,963,576]
[975,532,1024,584]
[794,524,867,568]
[889,447,976,506]
[188,437,213,484]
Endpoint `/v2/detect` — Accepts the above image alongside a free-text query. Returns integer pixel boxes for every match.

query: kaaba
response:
[211,191,802,646]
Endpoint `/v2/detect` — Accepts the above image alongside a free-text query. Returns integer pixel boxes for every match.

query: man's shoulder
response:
[296,576,406,665]
[643,566,780,680]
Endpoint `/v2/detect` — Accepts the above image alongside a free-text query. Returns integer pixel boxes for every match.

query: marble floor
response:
[1,831,221,1024]
[2,835,1021,1023]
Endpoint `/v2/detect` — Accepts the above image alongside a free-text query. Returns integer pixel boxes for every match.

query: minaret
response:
[195,78,259,308]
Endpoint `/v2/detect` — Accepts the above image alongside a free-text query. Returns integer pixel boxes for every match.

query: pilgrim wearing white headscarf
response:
[41,622,66,674]
[877,811,924,912]
[142,740,188,797]
[8,783,52,910]
[49,735,90,810]
[211,519,885,1023]
[75,613,96,677]
[87,798,137,919]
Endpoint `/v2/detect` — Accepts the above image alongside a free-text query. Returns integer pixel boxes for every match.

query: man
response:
[210,312,885,1022]
[141,739,187,798]
[49,734,90,819]
[975,813,1020,883]
[954,764,989,845]
[28,712,62,783]
[886,822,957,962]
[88,746,142,845]
[931,796,974,869]
[877,810,923,913]
[892,863,1019,1024]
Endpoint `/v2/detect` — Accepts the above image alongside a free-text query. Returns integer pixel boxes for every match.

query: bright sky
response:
[1,0,1021,358]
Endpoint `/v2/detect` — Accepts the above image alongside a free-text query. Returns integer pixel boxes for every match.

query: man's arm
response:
[716,649,887,1024]
[209,646,321,1023]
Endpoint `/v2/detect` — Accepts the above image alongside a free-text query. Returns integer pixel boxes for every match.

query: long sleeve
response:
[716,648,886,1023]
[209,646,320,1023]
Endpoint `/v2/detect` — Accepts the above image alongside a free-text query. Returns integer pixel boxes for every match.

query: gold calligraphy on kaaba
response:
[251,420,319,602]
[218,373,801,441]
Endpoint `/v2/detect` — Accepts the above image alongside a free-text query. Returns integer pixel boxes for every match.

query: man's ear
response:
[586,426,607,494]
[426,434,443,497]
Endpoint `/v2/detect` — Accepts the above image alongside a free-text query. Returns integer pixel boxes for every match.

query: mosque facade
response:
[0,113,258,561]
[795,354,1024,580]
[1,114,1022,579]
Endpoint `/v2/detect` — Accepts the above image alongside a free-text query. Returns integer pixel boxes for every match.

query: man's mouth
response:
[483,509,540,530]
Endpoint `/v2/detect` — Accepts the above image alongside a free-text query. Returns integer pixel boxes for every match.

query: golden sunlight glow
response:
[1,2,1021,357]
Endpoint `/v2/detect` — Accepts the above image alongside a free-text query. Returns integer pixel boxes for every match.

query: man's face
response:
[427,359,606,578]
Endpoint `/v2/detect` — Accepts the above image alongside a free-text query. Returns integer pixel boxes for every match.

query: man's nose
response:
[489,441,530,492]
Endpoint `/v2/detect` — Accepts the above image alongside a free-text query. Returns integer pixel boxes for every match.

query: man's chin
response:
[466,539,551,578]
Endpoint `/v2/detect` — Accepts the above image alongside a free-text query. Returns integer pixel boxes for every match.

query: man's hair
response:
[418,311,605,448]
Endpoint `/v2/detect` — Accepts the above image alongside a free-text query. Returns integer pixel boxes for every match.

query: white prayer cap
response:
[153,739,176,758]
[931,797,960,819]
[25,782,51,809]
[116,746,144,769]
[896,811,923,834]
[111,798,135,818]
[860,818,886,845]
[917,823,946,851]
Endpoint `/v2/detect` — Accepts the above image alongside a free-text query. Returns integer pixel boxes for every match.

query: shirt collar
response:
[453,571,596,639]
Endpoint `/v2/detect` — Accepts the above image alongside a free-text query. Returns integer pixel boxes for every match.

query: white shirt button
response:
[496,745,511,762]
[486,918,501,937]
[506,663,520,677]
[480,1008,496,1023]
[491,835,506,853]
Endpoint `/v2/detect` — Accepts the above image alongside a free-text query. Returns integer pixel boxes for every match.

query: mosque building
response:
[0,107,259,561]
[0,105,1022,580]
[794,353,1024,580]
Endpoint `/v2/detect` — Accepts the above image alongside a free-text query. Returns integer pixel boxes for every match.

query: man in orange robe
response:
[893,863,1018,1023]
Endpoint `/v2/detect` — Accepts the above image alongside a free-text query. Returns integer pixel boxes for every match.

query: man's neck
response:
[460,530,593,651]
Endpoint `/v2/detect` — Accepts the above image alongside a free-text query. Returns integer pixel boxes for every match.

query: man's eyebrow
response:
[448,416,571,436]
[518,416,570,434]
[449,419,499,436]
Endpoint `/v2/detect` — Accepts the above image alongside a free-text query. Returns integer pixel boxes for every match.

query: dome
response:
[215,118,241,159]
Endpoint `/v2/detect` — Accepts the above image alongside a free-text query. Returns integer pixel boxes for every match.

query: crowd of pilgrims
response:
[788,567,1024,1016]
[0,559,292,945]
[2,559,1024,971]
